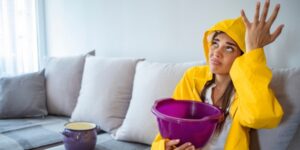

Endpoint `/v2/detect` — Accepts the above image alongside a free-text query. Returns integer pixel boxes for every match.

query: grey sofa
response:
[0,53,299,150]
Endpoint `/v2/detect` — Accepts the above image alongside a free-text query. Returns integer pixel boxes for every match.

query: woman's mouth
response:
[210,58,221,65]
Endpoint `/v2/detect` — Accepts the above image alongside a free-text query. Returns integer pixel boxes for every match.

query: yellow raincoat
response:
[151,17,283,150]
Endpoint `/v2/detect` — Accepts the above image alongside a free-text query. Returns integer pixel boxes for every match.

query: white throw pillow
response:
[71,57,143,133]
[114,61,203,144]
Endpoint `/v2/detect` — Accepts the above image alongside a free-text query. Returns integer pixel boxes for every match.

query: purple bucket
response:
[62,122,97,150]
[152,98,223,148]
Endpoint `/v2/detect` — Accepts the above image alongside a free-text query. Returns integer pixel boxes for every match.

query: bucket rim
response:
[151,98,223,123]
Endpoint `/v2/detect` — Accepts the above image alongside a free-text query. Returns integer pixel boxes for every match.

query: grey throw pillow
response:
[45,50,94,116]
[0,70,47,118]
[250,67,300,150]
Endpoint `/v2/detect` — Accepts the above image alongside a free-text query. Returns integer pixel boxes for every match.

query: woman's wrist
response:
[246,43,262,53]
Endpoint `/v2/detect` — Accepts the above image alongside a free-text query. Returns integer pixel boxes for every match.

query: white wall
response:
[44,0,300,68]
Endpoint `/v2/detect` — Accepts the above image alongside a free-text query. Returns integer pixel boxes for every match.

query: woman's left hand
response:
[241,0,284,52]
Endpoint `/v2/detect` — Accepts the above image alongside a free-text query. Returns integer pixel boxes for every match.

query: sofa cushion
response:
[0,116,68,150]
[71,57,143,133]
[250,67,300,150]
[287,126,300,150]
[114,61,202,145]
[45,51,94,116]
[0,70,47,118]
[46,133,150,150]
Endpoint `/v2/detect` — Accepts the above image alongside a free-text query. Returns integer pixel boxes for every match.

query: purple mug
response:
[62,122,97,150]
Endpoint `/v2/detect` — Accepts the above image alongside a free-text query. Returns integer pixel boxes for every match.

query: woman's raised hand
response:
[241,0,284,52]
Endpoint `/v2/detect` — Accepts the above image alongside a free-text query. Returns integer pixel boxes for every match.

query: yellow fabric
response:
[203,17,246,63]
[151,48,283,150]
[151,17,283,150]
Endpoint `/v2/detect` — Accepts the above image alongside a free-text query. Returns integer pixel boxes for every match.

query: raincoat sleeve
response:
[151,134,167,150]
[230,48,283,129]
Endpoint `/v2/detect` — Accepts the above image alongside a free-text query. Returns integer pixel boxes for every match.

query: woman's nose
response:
[213,47,222,58]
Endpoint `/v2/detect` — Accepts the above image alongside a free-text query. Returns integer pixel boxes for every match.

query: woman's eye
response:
[211,42,218,49]
[225,47,234,52]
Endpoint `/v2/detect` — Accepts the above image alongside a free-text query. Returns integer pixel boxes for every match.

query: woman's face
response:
[209,33,242,75]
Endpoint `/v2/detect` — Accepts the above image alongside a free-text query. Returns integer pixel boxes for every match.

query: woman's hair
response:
[200,31,241,134]
[200,75,233,134]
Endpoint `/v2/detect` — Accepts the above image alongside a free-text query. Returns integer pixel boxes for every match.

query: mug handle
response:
[61,130,71,137]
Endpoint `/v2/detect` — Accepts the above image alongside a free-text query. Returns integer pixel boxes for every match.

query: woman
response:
[151,0,284,150]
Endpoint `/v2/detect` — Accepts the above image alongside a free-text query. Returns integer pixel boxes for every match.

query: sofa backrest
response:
[250,67,300,150]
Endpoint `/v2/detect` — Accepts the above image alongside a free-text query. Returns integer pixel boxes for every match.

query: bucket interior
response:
[155,100,221,120]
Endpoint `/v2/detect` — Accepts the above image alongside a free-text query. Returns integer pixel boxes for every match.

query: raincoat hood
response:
[203,17,246,63]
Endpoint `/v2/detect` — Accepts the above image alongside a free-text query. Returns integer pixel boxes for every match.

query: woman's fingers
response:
[241,0,283,50]
[270,24,284,43]
[166,139,180,149]
[174,142,193,150]
[240,10,250,28]
[260,0,270,23]
[165,139,197,150]
[254,1,261,24]
[266,4,280,28]
[186,145,196,150]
